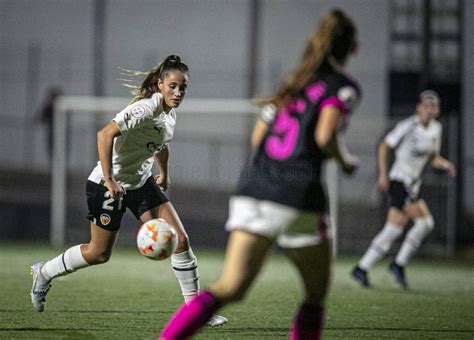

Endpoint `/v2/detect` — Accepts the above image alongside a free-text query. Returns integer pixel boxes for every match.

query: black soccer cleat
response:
[351,266,371,288]
[389,261,408,289]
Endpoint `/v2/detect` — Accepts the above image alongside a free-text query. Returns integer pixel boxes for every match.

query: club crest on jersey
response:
[100,214,111,226]
[131,105,146,118]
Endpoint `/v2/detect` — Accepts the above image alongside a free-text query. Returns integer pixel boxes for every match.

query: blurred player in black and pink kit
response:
[30,55,227,327]
[351,90,456,289]
[160,9,361,340]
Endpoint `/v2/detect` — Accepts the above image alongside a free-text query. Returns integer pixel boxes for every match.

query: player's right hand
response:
[377,174,390,192]
[104,178,126,200]
[341,154,359,175]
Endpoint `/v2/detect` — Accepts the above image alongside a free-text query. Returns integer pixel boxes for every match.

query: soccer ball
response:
[136,218,178,261]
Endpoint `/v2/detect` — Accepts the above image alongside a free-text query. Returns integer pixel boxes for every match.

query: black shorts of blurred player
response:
[388,180,417,211]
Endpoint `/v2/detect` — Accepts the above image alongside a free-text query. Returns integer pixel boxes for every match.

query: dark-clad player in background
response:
[160,9,362,340]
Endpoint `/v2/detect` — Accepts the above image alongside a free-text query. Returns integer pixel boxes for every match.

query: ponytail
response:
[121,54,189,104]
[260,9,355,110]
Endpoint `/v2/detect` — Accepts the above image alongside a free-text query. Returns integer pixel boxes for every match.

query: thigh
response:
[284,239,331,305]
[86,180,126,231]
[81,222,118,263]
[404,199,431,219]
[386,207,409,226]
[210,230,273,300]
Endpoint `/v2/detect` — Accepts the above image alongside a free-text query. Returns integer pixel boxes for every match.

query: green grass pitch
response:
[0,243,472,339]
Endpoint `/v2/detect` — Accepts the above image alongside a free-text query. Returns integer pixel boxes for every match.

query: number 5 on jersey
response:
[265,99,306,161]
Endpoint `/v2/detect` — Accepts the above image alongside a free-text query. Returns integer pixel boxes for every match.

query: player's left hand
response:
[155,174,170,191]
[445,162,456,177]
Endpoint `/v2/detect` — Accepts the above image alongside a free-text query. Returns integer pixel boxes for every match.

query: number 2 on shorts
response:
[102,191,115,211]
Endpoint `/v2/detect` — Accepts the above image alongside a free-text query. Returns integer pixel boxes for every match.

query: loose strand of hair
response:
[120,55,188,104]
[259,10,351,112]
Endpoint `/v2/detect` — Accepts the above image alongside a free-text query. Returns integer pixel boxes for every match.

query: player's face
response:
[417,97,440,125]
[158,70,189,110]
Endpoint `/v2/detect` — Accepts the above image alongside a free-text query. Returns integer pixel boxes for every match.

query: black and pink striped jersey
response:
[236,71,361,212]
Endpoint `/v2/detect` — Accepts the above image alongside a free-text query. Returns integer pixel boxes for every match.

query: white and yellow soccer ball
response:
[136,218,178,261]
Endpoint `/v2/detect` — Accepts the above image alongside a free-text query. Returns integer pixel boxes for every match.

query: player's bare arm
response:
[251,104,276,148]
[154,144,170,191]
[431,154,456,177]
[316,105,358,175]
[251,118,270,148]
[97,121,125,199]
[377,141,391,191]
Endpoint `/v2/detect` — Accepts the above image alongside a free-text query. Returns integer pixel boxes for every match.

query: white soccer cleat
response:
[206,314,228,327]
[30,262,52,312]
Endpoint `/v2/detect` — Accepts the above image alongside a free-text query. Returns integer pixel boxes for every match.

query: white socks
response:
[41,244,90,281]
[171,248,200,302]
[39,244,202,303]
[395,216,434,266]
[359,222,403,271]
[359,216,435,271]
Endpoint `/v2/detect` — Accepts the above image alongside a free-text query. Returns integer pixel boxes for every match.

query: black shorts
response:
[388,180,417,210]
[86,177,169,231]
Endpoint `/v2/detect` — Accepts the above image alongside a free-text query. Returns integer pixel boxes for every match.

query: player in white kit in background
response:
[351,90,456,289]
[30,55,227,327]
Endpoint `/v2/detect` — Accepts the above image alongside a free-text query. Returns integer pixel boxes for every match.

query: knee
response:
[407,215,434,245]
[225,288,246,303]
[413,215,434,233]
[422,215,435,231]
[93,252,111,264]
[82,244,112,265]
[88,251,111,265]
[372,222,404,253]
[211,280,247,303]
[175,234,190,253]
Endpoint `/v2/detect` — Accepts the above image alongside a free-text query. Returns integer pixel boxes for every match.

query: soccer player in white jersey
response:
[30,55,227,327]
[351,90,456,289]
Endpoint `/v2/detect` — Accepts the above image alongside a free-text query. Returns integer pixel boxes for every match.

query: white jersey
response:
[88,93,176,190]
[385,115,442,194]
